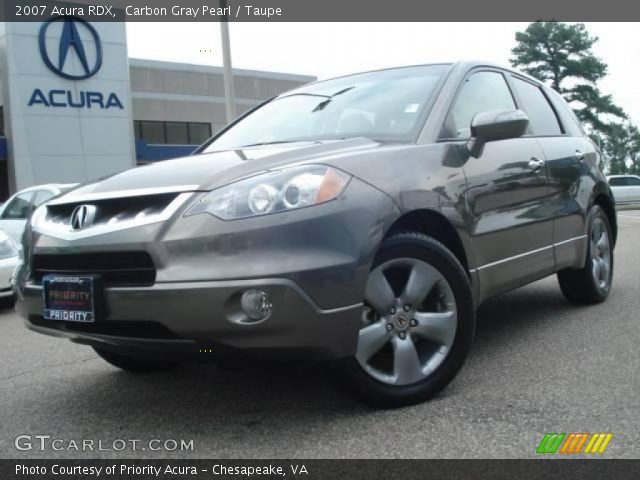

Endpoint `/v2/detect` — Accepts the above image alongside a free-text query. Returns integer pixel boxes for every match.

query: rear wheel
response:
[558,205,614,304]
[93,347,178,373]
[343,233,475,407]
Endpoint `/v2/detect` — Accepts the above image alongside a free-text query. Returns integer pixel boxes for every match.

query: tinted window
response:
[0,159,8,202]
[133,120,142,140]
[446,71,516,139]
[140,121,165,144]
[33,190,54,207]
[134,121,211,145]
[1,192,34,220]
[608,177,640,186]
[166,122,189,144]
[188,123,212,144]
[609,178,626,186]
[551,90,585,136]
[627,177,640,186]
[511,77,562,136]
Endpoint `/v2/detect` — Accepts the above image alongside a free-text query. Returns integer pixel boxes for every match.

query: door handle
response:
[528,158,544,172]
[575,150,585,162]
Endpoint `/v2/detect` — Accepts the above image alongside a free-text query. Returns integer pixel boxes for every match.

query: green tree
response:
[510,22,626,135]
[510,21,637,173]
[602,123,633,174]
[623,125,640,175]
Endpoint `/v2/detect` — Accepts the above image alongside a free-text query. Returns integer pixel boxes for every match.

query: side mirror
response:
[467,109,529,158]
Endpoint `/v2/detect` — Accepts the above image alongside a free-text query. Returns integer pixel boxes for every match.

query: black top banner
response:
[3,0,640,21]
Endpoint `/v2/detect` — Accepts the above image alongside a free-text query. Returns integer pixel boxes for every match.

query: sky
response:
[126,22,640,126]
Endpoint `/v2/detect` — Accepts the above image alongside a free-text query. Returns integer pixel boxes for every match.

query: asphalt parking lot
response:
[1,211,639,459]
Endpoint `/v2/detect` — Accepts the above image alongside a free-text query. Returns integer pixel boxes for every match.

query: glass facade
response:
[134,121,212,145]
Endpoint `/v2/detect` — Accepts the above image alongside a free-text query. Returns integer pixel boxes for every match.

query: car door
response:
[442,69,554,301]
[513,78,595,270]
[0,191,35,243]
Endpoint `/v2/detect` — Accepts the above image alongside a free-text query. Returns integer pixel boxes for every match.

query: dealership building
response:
[0,20,315,201]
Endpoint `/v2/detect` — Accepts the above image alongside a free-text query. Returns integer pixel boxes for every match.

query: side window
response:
[627,177,640,186]
[511,77,562,136]
[563,100,586,136]
[608,178,626,186]
[0,192,34,220]
[33,190,54,207]
[445,71,516,139]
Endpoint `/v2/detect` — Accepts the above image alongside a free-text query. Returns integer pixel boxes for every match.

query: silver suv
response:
[16,62,617,406]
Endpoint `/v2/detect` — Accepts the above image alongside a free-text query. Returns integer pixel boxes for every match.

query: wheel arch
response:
[383,209,470,274]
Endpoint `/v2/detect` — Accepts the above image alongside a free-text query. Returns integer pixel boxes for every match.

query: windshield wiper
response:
[239,140,307,148]
[311,86,356,112]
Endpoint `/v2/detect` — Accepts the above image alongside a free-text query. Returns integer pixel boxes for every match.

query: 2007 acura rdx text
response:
[16,62,617,406]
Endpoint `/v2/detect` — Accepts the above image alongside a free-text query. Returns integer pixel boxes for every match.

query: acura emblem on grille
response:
[70,205,97,231]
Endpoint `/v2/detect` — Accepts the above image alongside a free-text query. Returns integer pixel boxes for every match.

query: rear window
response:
[511,77,562,136]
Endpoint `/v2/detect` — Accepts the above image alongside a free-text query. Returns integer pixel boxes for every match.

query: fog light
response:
[240,289,272,321]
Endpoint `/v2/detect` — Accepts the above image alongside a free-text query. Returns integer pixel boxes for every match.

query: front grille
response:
[31,252,156,287]
[45,193,178,229]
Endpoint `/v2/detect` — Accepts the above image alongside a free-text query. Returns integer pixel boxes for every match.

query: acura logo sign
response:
[39,16,102,80]
[30,16,123,110]
[70,205,97,231]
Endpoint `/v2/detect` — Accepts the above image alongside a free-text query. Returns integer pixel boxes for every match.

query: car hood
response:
[56,138,399,202]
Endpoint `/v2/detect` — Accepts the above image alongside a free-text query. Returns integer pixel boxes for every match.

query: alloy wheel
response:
[590,217,611,290]
[356,257,457,386]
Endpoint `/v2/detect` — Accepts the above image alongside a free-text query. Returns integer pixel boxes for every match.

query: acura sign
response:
[28,16,123,109]
[39,16,102,79]
[0,14,135,191]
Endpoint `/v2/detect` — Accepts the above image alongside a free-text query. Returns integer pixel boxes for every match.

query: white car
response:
[0,184,77,243]
[607,175,640,205]
[0,229,19,309]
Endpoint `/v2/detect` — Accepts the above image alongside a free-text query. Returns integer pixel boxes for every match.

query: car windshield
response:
[203,65,450,151]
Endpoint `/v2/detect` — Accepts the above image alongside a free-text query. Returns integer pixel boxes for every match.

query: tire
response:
[557,205,614,305]
[0,296,15,311]
[342,232,475,408]
[93,347,178,373]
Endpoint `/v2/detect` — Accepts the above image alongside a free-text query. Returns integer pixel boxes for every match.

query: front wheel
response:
[93,347,179,373]
[342,233,475,408]
[557,205,614,305]
[0,295,15,310]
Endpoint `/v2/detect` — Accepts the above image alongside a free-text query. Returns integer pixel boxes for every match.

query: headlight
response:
[186,165,351,220]
[0,237,18,260]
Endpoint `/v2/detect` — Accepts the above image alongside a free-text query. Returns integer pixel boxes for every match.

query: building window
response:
[133,120,142,140]
[139,121,165,144]
[0,160,8,202]
[165,122,189,144]
[134,120,212,145]
[188,123,212,144]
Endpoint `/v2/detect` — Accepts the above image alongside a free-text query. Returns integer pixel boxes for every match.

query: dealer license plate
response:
[42,275,98,323]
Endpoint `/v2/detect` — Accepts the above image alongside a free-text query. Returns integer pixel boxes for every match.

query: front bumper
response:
[17,277,362,358]
[16,178,399,359]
